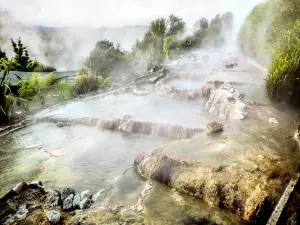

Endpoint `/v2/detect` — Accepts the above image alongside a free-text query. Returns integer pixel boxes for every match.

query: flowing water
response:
[1,48,300,224]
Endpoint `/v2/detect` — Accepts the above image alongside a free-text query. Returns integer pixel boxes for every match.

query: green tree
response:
[0,48,7,70]
[85,39,125,77]
[10,38,38,72]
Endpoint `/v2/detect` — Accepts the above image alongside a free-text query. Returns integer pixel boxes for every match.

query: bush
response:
[239,0,300,105]
[266,20,300,104]
[85,40,125,77]
[57,80,71,100]
[18,72,54,101]
[69,73,111,97]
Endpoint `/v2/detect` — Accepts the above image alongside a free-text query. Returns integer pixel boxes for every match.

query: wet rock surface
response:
[61,187,75,201]
[134,146,291,223]
[46,210,61,224]
[207,122,224,133]
[0,182,96,224]
[63,194,74,211]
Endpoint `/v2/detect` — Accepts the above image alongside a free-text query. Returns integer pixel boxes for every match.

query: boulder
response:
[46,210,61,224]
[13,181,27,194]
[207,122,223,133]
[80,190,91,200]
[45,188,61,207]
[61,187,75,201]
[225,63,238,69]
[63,194,74,211]
[79,198,91,210]
[30,180,43,187]
[73,193,81,209]
[91,190,103,202]
[204,83,247,120]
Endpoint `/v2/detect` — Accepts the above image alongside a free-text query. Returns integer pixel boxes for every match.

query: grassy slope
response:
[238,0,300,105]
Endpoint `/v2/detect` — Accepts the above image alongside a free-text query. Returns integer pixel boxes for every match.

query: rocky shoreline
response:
[0,181,105,224]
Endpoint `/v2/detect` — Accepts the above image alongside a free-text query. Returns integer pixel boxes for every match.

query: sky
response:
[0,0,263,28]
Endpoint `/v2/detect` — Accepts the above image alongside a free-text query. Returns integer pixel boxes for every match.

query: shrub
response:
[266,20,300,104]
[18,72,54,101]
[239,0,300,105]
[70,74,101,97]
[57,80,71,100]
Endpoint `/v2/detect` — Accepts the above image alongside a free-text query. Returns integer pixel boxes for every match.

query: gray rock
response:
[80,190,91,199]
[45,188,61,206]
[204,83,247,120]
[207,122,223,133]
[63,194,74,210]
[31,180,43,186]
[61,187,75,200]
[73,193,81,209]
[79,198,91,210]
[46,210,61,224]
[91,190,103,202]
[13,181,27,194]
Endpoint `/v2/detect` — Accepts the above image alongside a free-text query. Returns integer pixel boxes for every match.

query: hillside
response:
[0,23,148,70]
[238,0,300,105]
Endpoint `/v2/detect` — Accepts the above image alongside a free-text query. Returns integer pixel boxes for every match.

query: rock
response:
[63,194,74,211]
[204,83,247,120]
[136,205,143,212]
[79,198,92,210]
[225,63,238,69]
[61,187,75,200]
[73,193,81,209]
[91,190,103,202]
[81,190,91,200]
[30,180,43,186]
[46,210,61,224]
[13,181,27,194]
[268,118,279,124]
[45,188,61,207]
[207,122,223,133]
[133,149,285,223]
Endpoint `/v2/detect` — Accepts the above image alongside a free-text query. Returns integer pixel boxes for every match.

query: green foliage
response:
[238,1,271,59]
[0,59,27,124]
[266,20,300,104]
[99,76,112,89]
[57,80,71,100]
[70,74,101,97]
[85,39,125,77]
[10,38,39,72]
[163,36,173,59]
[134,14,185,70]
[18,72,54,101]
[34,63,56,72]
[0,48,7,70]
[239,0,300,104]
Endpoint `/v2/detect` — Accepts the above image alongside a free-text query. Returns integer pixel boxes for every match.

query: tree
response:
[0,48,7,70]
[195,18,209,30]
[10,38,38,72]
[85,39,125,77]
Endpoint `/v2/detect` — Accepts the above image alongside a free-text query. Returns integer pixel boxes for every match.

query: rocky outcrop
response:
[157,81,247,120]
[97,115,204,139]
[39,115,204,139]
[133,148,289,223]
[0,182,95,224]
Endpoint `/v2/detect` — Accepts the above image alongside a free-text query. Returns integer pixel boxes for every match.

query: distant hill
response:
[0,23,148,70]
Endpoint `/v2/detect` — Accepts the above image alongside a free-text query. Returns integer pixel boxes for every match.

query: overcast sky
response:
[0,0,263,28]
